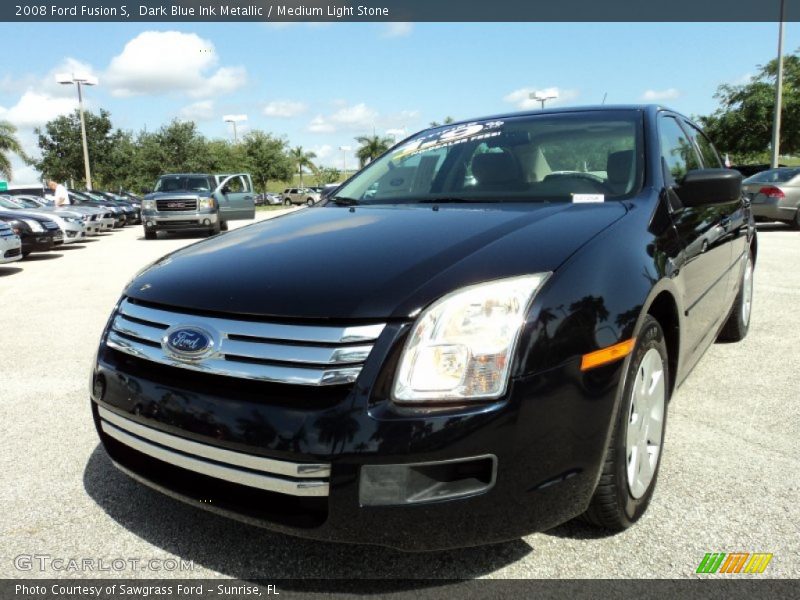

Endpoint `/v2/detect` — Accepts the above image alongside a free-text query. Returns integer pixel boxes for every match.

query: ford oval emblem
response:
[162,326,215,361]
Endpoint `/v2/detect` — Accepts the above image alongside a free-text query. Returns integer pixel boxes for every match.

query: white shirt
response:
[54,184,70,206]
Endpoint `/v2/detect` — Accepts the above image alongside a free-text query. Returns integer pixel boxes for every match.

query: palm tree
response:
[354,134,393,167]
[289,146,316,187]
[429,116,455,127]
[0,120,28,180]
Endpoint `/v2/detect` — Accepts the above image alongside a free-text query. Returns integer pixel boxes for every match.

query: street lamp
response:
[56,72,97,190]
[529,91,558,109]
[771,0,786,168]
[223,114,248,143]
[339,146,351,176]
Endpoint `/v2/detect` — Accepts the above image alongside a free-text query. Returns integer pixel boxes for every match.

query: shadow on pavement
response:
[0,266,23,276]
[83,445,531,585]
[22,253,63,261]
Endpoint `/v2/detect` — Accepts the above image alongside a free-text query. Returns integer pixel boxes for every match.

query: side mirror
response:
[677,169,742,207]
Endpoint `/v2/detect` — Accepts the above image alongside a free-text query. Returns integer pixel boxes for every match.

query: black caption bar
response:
[2,0,800,22]
[2,579,799,599]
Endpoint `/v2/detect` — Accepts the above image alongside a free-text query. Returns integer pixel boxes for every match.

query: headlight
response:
[199,197,215,210]
[393,274,550,403]
[22,218,44,232]
[142,200,155,210]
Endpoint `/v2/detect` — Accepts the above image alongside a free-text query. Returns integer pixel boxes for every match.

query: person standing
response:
[48,180,70,207]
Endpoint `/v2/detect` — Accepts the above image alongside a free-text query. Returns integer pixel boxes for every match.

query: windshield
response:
[154,175,215,193]
[743,168,800,184]
[335,111,643,205]
[0,197,23,209]
[14,198,40,208]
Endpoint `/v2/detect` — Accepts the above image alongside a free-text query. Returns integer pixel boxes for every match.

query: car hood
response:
[0,209,54,223]
[126,203,628,320]
[145,192,207,199]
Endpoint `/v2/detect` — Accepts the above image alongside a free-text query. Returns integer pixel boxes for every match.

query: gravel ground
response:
[0,216,797,581]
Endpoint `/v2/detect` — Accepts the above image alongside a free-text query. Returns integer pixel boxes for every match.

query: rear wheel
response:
[717,251,754,342]
[582,315,669,531]
[307,198,314,206]
[793,208,800,230]
[284,198,291,206]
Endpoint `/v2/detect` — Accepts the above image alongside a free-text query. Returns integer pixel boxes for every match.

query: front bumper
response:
[21,232,56,254]
[61,225,86,244]
[142,211,218,232]
[0,235,22,263]
[90,323,622,550]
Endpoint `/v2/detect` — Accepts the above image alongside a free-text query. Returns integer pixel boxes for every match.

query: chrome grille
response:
[98,406,330,496]
[156,199,198,212]
[106,298,385,386]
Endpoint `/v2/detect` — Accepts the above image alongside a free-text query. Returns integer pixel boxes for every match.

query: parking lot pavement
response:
[0,219,798,581]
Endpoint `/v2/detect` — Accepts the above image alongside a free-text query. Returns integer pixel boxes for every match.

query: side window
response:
[242,177,252,193]
[684,122,722,169]
[659,116,701,185]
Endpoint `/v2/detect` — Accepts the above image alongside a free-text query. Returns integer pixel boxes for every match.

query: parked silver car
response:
[742,167,800,228]
[13,195,101,236]
[281,187,320,206]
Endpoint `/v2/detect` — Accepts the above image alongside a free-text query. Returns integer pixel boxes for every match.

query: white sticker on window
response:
[572,194,605,203]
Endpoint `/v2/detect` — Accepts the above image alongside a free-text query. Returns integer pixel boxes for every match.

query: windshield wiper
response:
[330,196,360,206]
[416,197,490,204]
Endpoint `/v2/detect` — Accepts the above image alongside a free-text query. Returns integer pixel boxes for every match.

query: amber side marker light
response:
[580,339,635,371]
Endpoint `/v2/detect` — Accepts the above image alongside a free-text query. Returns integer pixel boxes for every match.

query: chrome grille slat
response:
[106,330,365,385]
[99,412,329,497]
[98,407,329,479]
[221,338,373,365]
[118,299,385,344]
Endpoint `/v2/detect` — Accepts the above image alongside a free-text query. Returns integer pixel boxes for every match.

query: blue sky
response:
[1,21,798,183]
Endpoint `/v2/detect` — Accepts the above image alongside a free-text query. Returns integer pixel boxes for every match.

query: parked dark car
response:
[0,213,62,256]
[68,190,126,228]
[90,105,755,550]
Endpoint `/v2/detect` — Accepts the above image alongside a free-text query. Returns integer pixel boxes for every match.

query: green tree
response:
[699,51,800,162]
[35,109,117,186]
[0,120,28,180]
[289,146,317,187]
[314,167,342,185]
[242,131,293,192]
[354,134,393,167]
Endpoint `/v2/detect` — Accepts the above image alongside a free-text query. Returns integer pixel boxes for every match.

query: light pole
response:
[771,0,786,168]
[223,114,248,143]
[56,72,97,190]
[339,146,351,177]
[529,91,558,109]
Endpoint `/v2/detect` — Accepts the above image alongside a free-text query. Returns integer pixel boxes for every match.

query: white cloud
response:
[0,91,77,128]
[104,31,246,98]
[641,88,681,101]
[179,100,215,121]
[308,115,335,133]
[503,87,580,110]
[382,23,413,38]
[263,100,308,118]
[307,103,419,135]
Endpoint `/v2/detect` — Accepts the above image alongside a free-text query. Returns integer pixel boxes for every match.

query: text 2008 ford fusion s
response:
[90,105,755,550]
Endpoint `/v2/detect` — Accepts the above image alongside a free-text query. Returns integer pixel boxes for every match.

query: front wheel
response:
[220,220,228,231]
[717,250,754,343]
[582,315,669,531]
[306,198,314,206]
[144,230,156,240]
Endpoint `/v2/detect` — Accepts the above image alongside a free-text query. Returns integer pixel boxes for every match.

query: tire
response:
[582,315,669,531]
[793,208,800,230]
[717,250,754,343]
[209,221,221,236]
[307,198,314,206]
[220,221,228,231]
[144,230,156,240]
[284,198,291,206]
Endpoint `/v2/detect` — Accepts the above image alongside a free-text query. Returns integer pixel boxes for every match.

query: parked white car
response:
[0,220,22,264]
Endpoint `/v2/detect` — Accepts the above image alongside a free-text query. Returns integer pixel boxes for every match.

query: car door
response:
[682,118,747,307]
[216,174,256,221]
[659,114,733,359]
